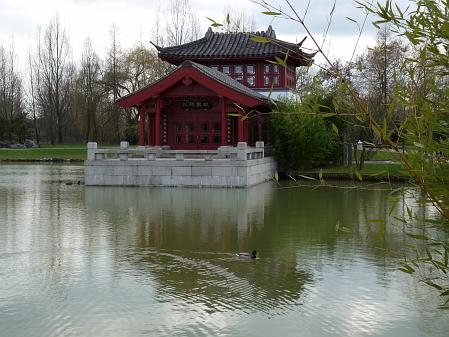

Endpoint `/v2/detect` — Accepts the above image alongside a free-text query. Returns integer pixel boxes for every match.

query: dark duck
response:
[236,250,257,259]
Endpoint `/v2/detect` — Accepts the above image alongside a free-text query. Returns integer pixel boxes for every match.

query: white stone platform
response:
[85,142,277,188]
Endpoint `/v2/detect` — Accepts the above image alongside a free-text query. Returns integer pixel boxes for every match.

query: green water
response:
[0,164,447,337]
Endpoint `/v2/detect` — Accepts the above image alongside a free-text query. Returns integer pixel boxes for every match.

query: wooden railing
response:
[87,141,265,162]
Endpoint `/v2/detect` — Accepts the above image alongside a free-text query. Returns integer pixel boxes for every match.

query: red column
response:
[155,97,161,146]
[244,118,249,143]
[238,114,244,142]
[147,111,152,146]
[139,107,145,146]
[220,96,227,146]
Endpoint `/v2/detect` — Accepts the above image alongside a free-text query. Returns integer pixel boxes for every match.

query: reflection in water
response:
[85,185,313,316]
[0,164,448,337]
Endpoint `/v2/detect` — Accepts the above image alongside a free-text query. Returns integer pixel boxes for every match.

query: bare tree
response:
[103,25,126,143]
[74,38,101,142]
[222,6,256,32]
[27,51,40,144]
[165,0,200,46]
[0,42,25,142]
[35,16,72,144]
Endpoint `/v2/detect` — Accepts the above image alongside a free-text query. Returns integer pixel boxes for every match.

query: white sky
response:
[0,0,409,73]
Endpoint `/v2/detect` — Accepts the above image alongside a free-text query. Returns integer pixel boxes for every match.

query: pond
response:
[0,164,447,337]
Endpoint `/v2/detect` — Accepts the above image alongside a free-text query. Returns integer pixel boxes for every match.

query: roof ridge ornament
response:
[266,25,276,39]
[205,27,213,38]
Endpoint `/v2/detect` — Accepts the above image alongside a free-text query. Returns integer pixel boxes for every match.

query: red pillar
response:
[155,96,161,146]
[244,118,249,144]
[220,96,227,146]
[147,111,152,146]
[238,115,244,142]
[139,107,145,146]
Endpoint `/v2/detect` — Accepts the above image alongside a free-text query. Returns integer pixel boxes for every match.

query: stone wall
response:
[85,141,277,188]
[85,157,277,188]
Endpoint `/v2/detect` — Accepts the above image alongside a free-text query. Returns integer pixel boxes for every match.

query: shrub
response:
[269,102,339,170]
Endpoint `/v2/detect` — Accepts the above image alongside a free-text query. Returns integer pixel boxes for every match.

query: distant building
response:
[116,26,314,149]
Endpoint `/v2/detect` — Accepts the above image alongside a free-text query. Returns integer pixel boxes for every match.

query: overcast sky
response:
[0,0,409,72]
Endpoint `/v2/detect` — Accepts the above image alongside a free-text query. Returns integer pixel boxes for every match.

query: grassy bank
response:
[0,144,124,162]
[291,162,409,182]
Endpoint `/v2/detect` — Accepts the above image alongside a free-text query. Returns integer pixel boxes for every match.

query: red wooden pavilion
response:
[116,26,314,149]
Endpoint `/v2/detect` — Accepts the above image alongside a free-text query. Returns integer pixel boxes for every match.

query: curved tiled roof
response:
[153,26,314,66]
[187,61,270,103]
[116,60,271,107]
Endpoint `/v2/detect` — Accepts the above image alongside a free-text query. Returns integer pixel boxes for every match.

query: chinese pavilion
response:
[116,26,314,149]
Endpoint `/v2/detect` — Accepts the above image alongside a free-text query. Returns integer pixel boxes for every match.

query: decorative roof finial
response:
[266,25,276,39]
[205,27,213,38]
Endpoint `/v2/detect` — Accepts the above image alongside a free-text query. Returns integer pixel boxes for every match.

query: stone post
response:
[255,141,264,159]
[87,142,97,160]
[237,142,248,161]
[119,141,129,161]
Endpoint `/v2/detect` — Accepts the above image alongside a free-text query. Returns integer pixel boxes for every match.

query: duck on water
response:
[236,250,257,259]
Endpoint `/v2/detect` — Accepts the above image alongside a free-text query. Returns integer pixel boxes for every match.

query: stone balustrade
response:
[87,141,265,162]
[85,141,276,188]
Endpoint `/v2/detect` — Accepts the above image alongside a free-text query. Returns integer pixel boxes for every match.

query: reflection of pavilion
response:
[85,182,274,244]
[84,183,313,315]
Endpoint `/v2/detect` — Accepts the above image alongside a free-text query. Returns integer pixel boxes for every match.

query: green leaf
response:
[368,219,386,224]
[393,216,407,224]
[318,168,323,180]
[339,226,352,233]
[297,174,317,181]
[250,35,270,43]
[406,233,429,240]
[274,171,279,182]
[331,123,339,135]
[227,113,241,117]
[321,112,336,118]
[274,56,287,68]
[369,170,387,176]
[414,142,424,148]
[206,17,223,27]
[261,11,282,16]
[425,280,443,290]
[355,169,363,181]
[407,207,413,219]
[346,16,357,23]
[399,263,415,274]
[440,290,449,296]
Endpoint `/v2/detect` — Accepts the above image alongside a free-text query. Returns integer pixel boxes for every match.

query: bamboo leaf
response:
[406,233,429,240]
[368,219,386,224]
[321,112,336,118]
[331,123,339,135]
[298,174,317,181]
[275,56,287,68]
[250,35,270,43]
[425,280,443,290]
[399,264,415,274]
[440,289,449,296]
[339,226,352,233]
[261,11,282,16]
[407,207,413,219]
[355,169,363,181]
[318,168,323,180]
[227,113,241,117]
[414,142,424,148]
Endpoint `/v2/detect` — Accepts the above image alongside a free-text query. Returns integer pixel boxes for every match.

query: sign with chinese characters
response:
[181,100,212,110]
